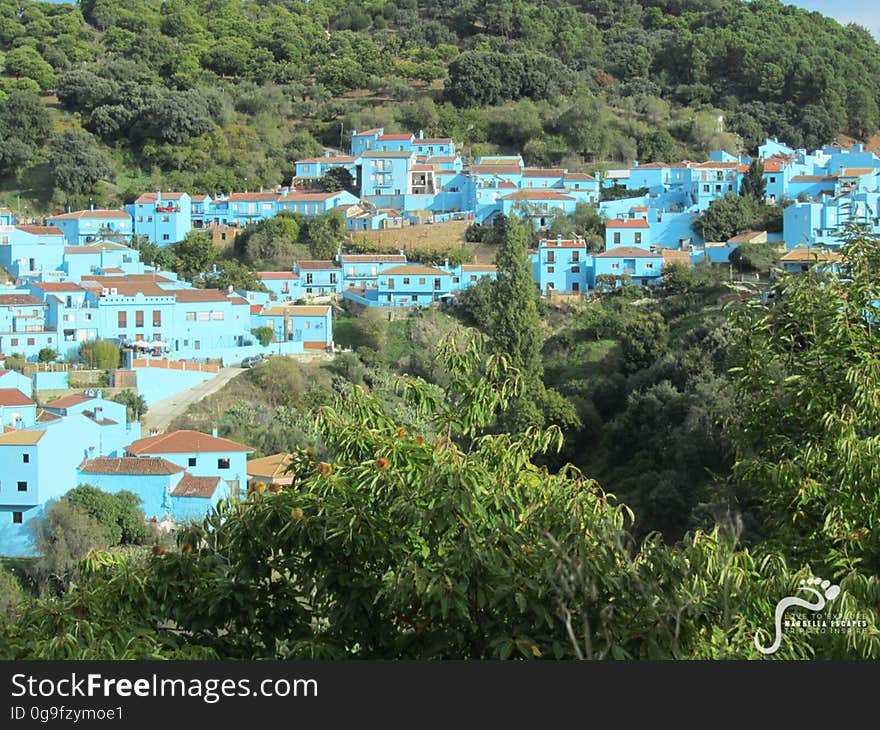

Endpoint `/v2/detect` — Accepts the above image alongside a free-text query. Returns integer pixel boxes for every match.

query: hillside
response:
[1,0,879,215]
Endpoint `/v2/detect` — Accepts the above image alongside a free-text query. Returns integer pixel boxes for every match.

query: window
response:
[330,273,337,284]
[403,278,410,285]
[646,263,654,269]
[118,311,127,327]
[572,266,580,273]
[703,185,710,192]
[387,278,395,289]
[12,512,22,524]
[153,310,162,327]
[611,263,620,270]
[217,458,230,469]
[769,176,776,184]
[186,311,196,321]
[188,457,196,467]
[453,277,460,284]
[10,338,17,346]
[306,273,314,285]
[305,321,310,329]
[212,312,224,321]
[199,311,210,321]
[135,310,144,328]
[470,275,477,282]
[547,251,555,263]
[162,234,170,241]
[572,251,580,262]
[162,215,170,222]
[17,481,27,492]
[194,340,201,350]
[613,232,621,244]
[27,338,34,346]
[22,454,29,463]
[634,233,642,244]
[547,266,555,273]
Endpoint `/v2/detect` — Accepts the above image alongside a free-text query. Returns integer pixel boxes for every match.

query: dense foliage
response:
[1,0,879,212]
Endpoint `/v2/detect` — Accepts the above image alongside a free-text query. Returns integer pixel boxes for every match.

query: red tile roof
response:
[377,133,414,141]
[604,218,650,229]
[296,155,357,164]
[353,128,383,136]
[340,254,406,263]
[16,225,63,236]
[419,137,452,144]
[227,192,280,202]
[49,209,130,220]
[596,247,662,258]
[0,388,35,406]
[471,165,522,175]
[381,264,449,276]
[522,168,565,177]
[30,282,86,292]
[171,474,222,498]
[563,173,596,181]
[0,294,45,307]
[134,192,188,203]
[126,429,254,455]
[36,409,62,422]
[280,191,348,201]
[45,393,93,410]
[79,456,184,475]
[501,190,575,201]
[258,271,299,280]
[296,260,341,270]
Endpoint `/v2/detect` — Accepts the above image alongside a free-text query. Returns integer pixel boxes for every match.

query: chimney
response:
[419,130,424,140]
[94,405,103,419]
[88,198,95,211]
[156,190,161,204]
[211,426,218,438]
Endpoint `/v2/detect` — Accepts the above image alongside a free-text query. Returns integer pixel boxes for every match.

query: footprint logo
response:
[755,577,841,655]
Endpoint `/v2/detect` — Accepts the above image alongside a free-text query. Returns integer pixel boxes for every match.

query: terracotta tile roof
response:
[250,304,262,314]
[0,429,45,445]
[563,173,596,181]
[540,239,587,249]
[762,159,787,173]
[634,162,670,169]
[419,137,452,144]
[259,305,331,317]
[191,194,209,202]
[79,456,184,476]
[780,248,842,262]
[596,247,662,258]
[134,192,187,203]
[497,181,517,189]
[426,156,456,163]
[790,174,838,182]
[0,294,45,307]
[604,218,650,229]
[257,271,299,281]
[522,168,564,177]
[16,225,63,236]
[377,133,414,141]
[83,409,118,426]
[661,249,691,262]
[30,282,85,292]
[49,209,130,220]
[64,241,131,253]
[381,264,449,276]
[246,453,296,480]
[728,231,767,244]
[36,409,62,422]
[478,157,522,164]
[171,473,222,498]
[353,128,383,136]
[361,150,414,159]
[471,165,522,175]
[99,267,124,274]
[126,429,254,455]
[501,190,575,201]
[840,167,877,177]
[461,264,497,271]
[0,389,35,406]
[173,288,230,303]
[45,393,94,410]
[296,260,341,270]
[411,164,433,172]
[340,254,406,263]
[296,156,356,163]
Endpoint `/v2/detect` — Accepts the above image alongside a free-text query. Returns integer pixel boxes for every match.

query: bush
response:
[112,390,148,421]
[78,339,120,369]
[65,485,148,546]
[37,348,58,363]
[251,327,274,347]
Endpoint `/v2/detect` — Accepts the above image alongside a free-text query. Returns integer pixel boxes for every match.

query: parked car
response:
[240,355,263,368]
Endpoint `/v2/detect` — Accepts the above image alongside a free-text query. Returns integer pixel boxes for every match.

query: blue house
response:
[350,128,384,157]
[0,225,66,278]
[0,368,32,397]
[43,391,137,458]
[124,429,253,492]
[375,264,453,307]
[129,191,193,245]
[61,241,144,280]
[257,271,302,301]
[293,260,342,296]
[250,303,333,351]
[604,218,652,250]
[594,247,663,288]
[46,209,133,246]
[294,154,358,180]
[0,388,36,429]
[339,253,407,288]
[778,248,842,274]
[0,292,56,360]
[534,239,590,295]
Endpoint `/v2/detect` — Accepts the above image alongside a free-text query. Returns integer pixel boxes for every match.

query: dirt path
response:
[142,366,246,434]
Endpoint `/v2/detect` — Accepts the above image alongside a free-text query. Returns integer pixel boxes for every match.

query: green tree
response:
[37,348,57,363]
[65,485,147,546]
[251,326,274,346]
[172,231,216,278]
[637,128,676,163]
[78,339,120,369]
[312,167,356,194]
[237,215,300,266]
[111,390,148,422]
[739,159,766,202]
[354,308,388,352]
[4,46,56,90]
[696,193,756,243]
[49,129,113,196]
[302,212,345,260]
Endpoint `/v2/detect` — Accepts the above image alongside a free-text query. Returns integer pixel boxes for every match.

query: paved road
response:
[142,365,246,434]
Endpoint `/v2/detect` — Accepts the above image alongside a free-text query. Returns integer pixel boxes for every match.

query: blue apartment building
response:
[46,209,133,246]
[129,192,192,245]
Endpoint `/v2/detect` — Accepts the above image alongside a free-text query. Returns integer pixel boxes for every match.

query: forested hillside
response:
[1,0,879,213]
